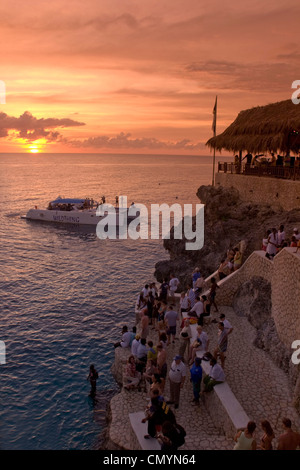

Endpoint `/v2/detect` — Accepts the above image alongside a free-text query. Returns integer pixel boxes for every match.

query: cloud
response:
[66,132,203,151]
[0,110,204,151]
[0,111,85,141]
[185,59,299,93]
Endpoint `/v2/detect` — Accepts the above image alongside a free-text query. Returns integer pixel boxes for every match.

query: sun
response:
[25,138,47,153]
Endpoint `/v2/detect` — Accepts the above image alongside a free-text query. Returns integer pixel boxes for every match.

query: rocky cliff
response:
[154,184,300,288]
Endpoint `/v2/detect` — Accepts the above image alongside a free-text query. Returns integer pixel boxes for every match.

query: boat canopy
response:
[50,197,86,205]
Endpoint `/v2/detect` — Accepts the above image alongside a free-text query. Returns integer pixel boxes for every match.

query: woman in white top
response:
[266,228,278,259]
[234,421,257,450]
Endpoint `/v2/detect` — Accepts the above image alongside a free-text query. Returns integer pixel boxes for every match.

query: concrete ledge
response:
[189,323,249,438]
[129,411,161,450]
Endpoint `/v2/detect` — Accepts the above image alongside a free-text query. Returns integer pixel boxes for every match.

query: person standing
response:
[131,334,140,358]
[142,284,150,298]
[258,420,275,450]
[164,305,178,345]
[266,227,278,260]
[169,274,179,298]
[167,355,186,409]
[189,296,204,320]
[277,224,286,248]
[233,421,257,450]
[192,267,201,289]
[218,259,229,280]
[179,291,189,315]
[156,343,167,381]
[277,418,300,450]
[190,357,203,405]
[209,277,219,312]
[160,278,169,303]
[189,325,209,365]
[194,274,205,295]
[187,284,196,309]
[87,364,98,397]
[213,322,228,369]
[140,311,149,340]
[293,228,300,241]
[178,319,192,362]
[219,313,233,336]
[197,295,211,326]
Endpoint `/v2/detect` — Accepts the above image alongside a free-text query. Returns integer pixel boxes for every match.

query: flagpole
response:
[212,146,216,186]
[212,96,217,186]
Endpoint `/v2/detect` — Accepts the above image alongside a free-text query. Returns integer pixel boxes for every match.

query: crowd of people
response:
[111,270,226,448]
[110,264,300,450]
[233,418,300,450]
[262,225,300,258]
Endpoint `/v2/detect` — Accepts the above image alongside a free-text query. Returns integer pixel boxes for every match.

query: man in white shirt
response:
[169,274,179,297]
[131,334,140,358]
[167,355,186,409]
[203,358,225,392]
[114,325,132,348]
[219,314,233,335]
[142,284,150,298]
[266,227,278,259]
[164,306,178,345]
[189,296,204,319]
[136,338,148,363]
[210,360,225,382]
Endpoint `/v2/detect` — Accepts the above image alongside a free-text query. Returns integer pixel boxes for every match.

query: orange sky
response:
[1,0,300,154]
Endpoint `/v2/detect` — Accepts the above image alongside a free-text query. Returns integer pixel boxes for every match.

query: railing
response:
[218,162,300,180]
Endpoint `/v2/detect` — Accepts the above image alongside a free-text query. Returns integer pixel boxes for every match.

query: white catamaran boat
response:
[23,196,137,226]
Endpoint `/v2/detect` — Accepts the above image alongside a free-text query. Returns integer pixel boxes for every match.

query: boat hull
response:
[24,209,133,226]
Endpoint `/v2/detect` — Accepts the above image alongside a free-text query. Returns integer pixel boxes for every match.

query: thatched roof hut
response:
[206,99,300,154]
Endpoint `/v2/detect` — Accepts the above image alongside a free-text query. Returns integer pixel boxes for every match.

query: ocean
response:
[0,152,232,450]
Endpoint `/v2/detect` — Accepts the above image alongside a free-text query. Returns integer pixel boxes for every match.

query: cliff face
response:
[154,184,300,288]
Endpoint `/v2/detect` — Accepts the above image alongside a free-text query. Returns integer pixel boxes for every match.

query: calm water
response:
[0,152,232,450]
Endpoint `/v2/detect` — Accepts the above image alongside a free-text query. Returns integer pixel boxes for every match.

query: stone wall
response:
[212,250,273,307]
[272,248,300,348]
[215,173,300,211]
[215,247,300,411]
[215,248,300,351]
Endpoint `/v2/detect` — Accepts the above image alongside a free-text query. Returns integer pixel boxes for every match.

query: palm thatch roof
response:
[206,99,300,154]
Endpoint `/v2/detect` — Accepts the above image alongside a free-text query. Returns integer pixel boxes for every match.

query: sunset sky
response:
[1,0,300,154]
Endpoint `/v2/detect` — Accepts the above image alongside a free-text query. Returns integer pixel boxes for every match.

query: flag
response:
[212,96,217,135]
